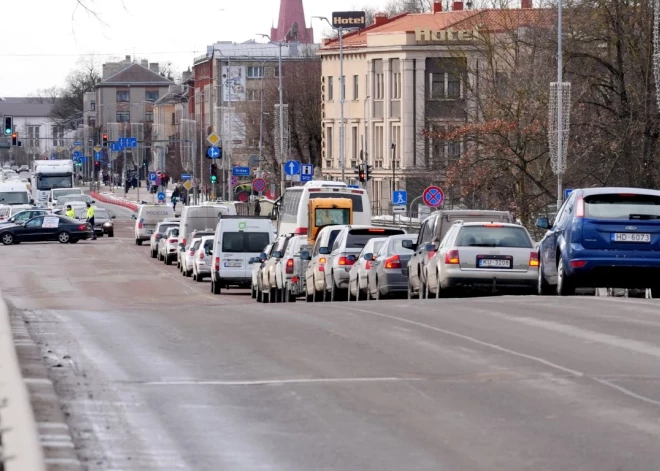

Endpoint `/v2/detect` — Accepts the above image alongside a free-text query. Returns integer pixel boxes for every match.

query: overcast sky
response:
[1,0,385,96]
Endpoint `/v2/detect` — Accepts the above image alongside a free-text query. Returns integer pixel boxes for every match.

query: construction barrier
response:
[90,192,139,212]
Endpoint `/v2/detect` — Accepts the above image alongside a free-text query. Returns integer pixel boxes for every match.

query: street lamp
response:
[312,16,345,183]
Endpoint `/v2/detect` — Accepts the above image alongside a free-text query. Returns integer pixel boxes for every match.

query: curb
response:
[90,191,139,212]
[0,294,46,471]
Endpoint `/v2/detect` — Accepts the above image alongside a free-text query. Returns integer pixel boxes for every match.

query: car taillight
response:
[529,252,539,267]
[155,234,162,240]
[575,196,585,218]
[571,260,587,268]
[294,227,308,235]
[365,260,372,269]
[286,258,294,274]
[189,250,195,255]
[169,238,177,243]
[214,257,220,271]
[138,221,143,229]
[319,257,326,272]
[483,223,503,227]
[182,238,187,246]
[339,255,355,266]
[444,250,460,264]
[385,255,401,269]
[292,276,299,283]
[78,224,87,231]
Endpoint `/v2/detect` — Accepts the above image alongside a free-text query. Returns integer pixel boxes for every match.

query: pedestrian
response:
[171,187,179,211]
[86,202,97,240]
[254,198,261,216]
[65,205,76,219]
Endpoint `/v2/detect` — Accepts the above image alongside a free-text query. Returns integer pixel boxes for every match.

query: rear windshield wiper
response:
[629,214,660,220]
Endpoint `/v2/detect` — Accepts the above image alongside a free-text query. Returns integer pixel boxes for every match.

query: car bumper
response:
[213,272,250,287]
[566,252,660,288]
[379,271,409,293]
[332,267,351,289]
[196,263,211,275]
[442,268,537,290]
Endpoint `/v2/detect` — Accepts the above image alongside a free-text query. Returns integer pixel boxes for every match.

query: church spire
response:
[271,0,314,43]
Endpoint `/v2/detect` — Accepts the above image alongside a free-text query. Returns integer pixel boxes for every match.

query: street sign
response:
[392,190,407,206]
[157,192,166,202]
[564,188,573,200]
[74,141,82,147]
[72,156,78,163]
[231,176,239,187]
[252,177,266,193]
[207,132,221,146]
[110,142,121,152]
[148,172,157,182]
[181,174,192,180]
[232,166,250,177]
[393,205,406,213]
[284,160,301,176]
[183,180,193,191]
[119,137,138,148]
[423,186,444,207]
[347,185,359,189]
[207,146,221,159]
[73,150,82,158]
[301,163,313,182]
[94,145,102,153]
[79,157,87,163]
[95,152,102,161]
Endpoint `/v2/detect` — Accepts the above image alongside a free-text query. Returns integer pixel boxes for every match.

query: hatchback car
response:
[274,236,312,303]
[537,188,660,296]
[150,221,180,258]
[181,230,214,276]
[348,237,388,301]
[158,226,179,265]
[366,234,416,300]
[192,236,215,282]
[422,221,538,297]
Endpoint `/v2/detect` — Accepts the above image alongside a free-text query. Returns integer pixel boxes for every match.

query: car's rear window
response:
[158,224,178,233]
[456,226,532,248]
[222,232,270,253]
[390,238,415,254]
[584,194,660,219]
[346,228,405,249]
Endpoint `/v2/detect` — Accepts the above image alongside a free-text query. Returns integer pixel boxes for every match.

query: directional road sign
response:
[73,151,82,158]
[392,190,407,206]
[301,163,313,182]
[148,172,157,182]
[181,174,192,180]
[74,141,82,147]
[423,186,444,208]
[72,156,78,163]
[110,142,121,152]
[95,152,102,161]
[207,146,221,159]
[284,160,301,176]
[564,188,573,200]
[392,205,406,213]
[232,166,250,177]
[94,145,102,153]
[118,137,138,148]
[252,178,267,193]
[157,192,166,202]
[207,132,221,146]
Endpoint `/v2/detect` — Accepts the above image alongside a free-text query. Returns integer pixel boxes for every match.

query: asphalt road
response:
[2,205,660,470]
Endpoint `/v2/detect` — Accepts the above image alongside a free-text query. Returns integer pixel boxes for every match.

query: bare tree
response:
[50,56,101,126]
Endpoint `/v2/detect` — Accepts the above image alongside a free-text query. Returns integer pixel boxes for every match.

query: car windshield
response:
[584,193,660,219]
[39,177,73,191]
[80,195,93,204]
[192,239,202,251]
[346,229,404,249]
[222,232,271,252]
[0,192,29,205]
[95,209,109,219]
[158,224,178,234]
[315,208,351,227]
[456,226,533,248]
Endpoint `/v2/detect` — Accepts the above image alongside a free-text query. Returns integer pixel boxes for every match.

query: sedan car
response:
[0,214,93,245]
[158,226,179,265]
[366,234,416,300]
[181,230,214,277]
[348,237,388,301]
[422,221,538,297]
[192,236,215,282]
[93,208,115,237]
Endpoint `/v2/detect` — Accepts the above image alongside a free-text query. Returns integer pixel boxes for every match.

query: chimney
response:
[453,1,464,10]
[149,63,159,73]
[125,55,131,62]
[141,59,148,67]
[521,0,532,7]
[374,12,388,26]
[433,1,443,12]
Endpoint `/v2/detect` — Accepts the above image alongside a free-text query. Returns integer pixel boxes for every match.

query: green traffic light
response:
[211,176,217,182]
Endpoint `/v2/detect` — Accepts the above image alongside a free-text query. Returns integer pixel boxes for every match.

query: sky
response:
[0,0,385,96]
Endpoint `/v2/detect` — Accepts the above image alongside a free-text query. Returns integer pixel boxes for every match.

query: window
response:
[328,76,334,101]
[353,75,359,100]
[429,73,463,99]
[27,125,40,149]
[392,72,402,99]
[221,232,271,252]
[145,111,154,122]
[351,126,358,165]
[374,125,384,166]
[326,127,333,161]
[431,73,445,99]
[171,113,176,125]
[90,101,96,111]
[116,112,130,122]
[247,89,259,101]
[116,90,130,102]
[145,91,159,102]
[428,123,462,166]
[391,124,401,168]
[247,66,264,78]
[51,126,64,147]
[274,66,284,77]
[447,73,461,98]
[583,193,660,219]
[25,217,44,228]
[456,226,533,248]
[375,73,384,100]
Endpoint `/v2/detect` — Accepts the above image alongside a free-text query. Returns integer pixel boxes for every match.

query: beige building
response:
[318,0,539,212]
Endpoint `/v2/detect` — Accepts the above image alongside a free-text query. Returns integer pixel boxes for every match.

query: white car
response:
[348,237,388,301]
[260,234,293,303]
[193,236,215,282]
[180,229,215,277]
[274,235,311,303]
[158,226,180,265]
[251,243,272,299]
[150,221,179,259]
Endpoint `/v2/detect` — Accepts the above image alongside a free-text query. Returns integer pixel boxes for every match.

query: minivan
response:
[210,216,274,295]
[134,205,176,245]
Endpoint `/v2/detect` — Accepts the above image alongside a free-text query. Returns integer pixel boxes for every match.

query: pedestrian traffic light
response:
[4,116,13,135]
[102,133,108,147]
[210,163,218,183]
[11,132,18,146]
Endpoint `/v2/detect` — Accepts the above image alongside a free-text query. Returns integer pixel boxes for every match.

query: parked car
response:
[274,235,310,303]
[180,229,215,276]
[366,234,416,300]
[0,214,93,245]
[260,234,295,303]
[407,210,513,298]
[420,221,538,297]
[348,237,388,301]
[537,187,660,296]
[192,236,215,282]
[250,243,272,300]
[150,221,179,258]
[158,226,180,265]
[134,205,175,245]
[324,226,406,301]
[303,225,347,302]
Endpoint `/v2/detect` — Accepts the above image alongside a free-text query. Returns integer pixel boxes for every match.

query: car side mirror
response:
[29,199,34,205]
[111,215,116,219]
[48,198,52,202]
[401,239,417,250]
[248,258,254,264]
[131,214,137,219]
[272,251,282,258]
[92,200,96,204]
[536,217,551,229]
[319,247,330,255]
[300,250,311,261]
[363,253,373,261]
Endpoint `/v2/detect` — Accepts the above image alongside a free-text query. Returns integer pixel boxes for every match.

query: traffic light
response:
[102,133,108,147]
[210,163,218,183]
[11,132,18,146]
[3,116,13,135]
[358,167,366,183]
[365,164,373,182]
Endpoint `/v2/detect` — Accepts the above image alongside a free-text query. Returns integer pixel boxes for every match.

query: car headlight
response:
[103,222,112,227]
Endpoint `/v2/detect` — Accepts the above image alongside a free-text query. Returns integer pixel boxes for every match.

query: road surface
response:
[1,203,660,470]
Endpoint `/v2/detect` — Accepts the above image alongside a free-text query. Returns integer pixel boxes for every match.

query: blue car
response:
[536,187,660,296]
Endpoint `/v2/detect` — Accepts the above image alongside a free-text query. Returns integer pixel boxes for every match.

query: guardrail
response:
[0,293,46,471]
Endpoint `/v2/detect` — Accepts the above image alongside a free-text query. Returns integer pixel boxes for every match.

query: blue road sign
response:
[285,160,301,176]
[73,150,82,158]
[392,190,407,206]
[74,141,82,147]
[347,185,359,189]
[72,156,78,163]
[148,172,157,182]
[110,142,121,152]
[564,188,573,200]
[127,137,137,148]
[50,155,56,160]
[181,174,192,180]
[81,156,88,163]
[95,152,102,161]
[157,192,166,202]
[207,146,221,158]
[301,163,313,182]
[232,166,250,177]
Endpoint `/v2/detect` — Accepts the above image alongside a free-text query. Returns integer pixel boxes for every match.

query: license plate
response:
[478,258,511,268]
[611,233,651,243]
[147,230,153,234]
[224,262,241,268]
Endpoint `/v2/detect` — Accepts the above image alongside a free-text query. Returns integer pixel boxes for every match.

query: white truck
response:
[0,181,34,216]
[32,160,75,208]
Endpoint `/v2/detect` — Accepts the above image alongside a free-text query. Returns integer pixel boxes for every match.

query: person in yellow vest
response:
[65,205,76,219]
[86,203,97,240]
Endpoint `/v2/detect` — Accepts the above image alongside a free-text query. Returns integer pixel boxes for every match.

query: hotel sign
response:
[415,26,482,42]
[332,11,367,29]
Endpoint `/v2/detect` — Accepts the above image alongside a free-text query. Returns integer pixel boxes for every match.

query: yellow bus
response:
[307,198,353,245]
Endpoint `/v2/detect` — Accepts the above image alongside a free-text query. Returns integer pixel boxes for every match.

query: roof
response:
[195,40,319,64]
[154,84,188,105]
[0,97,59,118]
[98,63,173,87]
[322,7,552,49]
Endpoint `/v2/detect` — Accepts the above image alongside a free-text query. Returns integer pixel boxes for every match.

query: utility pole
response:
[339,26,345,183]
[391,142,396,223]
[556,0,564,211]
[277,42,285,198]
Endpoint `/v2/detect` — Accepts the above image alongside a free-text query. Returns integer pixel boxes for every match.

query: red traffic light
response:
[102,133,108,147]
[11,132,18,146]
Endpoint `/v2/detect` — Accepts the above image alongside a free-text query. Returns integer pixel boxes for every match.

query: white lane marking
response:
[142,377,426,386]
[44,458,82,464]
[23,377,53,384]
[37,422,70,429]
[342,305,660,407]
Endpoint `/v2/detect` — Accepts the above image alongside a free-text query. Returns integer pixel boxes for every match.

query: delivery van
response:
[134,205,176,245]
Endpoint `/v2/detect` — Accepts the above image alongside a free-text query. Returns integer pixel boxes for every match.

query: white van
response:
[177,204,237,267]
[210,216,274,295]
[0,182,34,214]
[134,205,176,245]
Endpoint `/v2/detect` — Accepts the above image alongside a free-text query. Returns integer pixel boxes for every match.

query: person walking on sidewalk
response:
[254,198,261,216]
[171,187,180,211]
[86,203,97,240]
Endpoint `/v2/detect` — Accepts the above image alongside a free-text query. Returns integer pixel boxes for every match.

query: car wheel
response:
[556,256,575,296]
[435,272,442,299]
[407,276,416,300]
[212,279,221,295]
[306,291,313,303]
[256,285,263,303]
[375,277,382,300]
[537,258,553,295]
[151,249,156,259]
[57,231,71,244]
[136,239,143,246]
[1,232,14,245]
[165,255,172,265]
[648,287,659,298]
[269,287,277,303]
[108,232,114,238]
[186,270,192,278]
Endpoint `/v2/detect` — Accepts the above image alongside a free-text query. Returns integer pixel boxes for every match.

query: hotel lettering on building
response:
[318,0,543,212]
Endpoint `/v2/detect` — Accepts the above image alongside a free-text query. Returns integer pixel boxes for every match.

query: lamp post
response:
[313,16,345,182]
[556,0,563,210]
